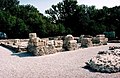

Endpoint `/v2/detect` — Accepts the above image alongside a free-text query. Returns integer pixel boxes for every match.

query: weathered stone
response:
[54,40,63,48]
[65,35,74,40]
[57,36,64,40]
[81,38,93,47]
[92,34,108,45]
[44,45,57,55]
[29,33,37,39]
[63,35,78,51]
[27,33,59,56]
[28,45,57,56]
[66,40,78,51]
[78,35,84,43]
[13,39,20,45]
[86,50,120,73]
[47,40,54,46]
[92,37,100,44]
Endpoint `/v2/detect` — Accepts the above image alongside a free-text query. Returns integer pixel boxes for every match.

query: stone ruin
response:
[85,48,120,73]
[27,33,78,56]
[92,35,108,45]
[63,35,78,51]
[80,34,108,48]
[0,33,109,56]
[0,33,78,55]
[0,39,28,52]
[27,33,57,56]
[81,38,93,47]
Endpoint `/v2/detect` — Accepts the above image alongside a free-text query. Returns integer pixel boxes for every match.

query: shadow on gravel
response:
[82,66,112,74]
[11,52,34,57]
[82,66,97,73]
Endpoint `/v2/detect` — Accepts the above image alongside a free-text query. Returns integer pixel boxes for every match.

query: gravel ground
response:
[0,43,120,78]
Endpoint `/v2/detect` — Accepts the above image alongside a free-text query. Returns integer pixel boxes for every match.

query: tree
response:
[45,0,78,34]
[1,0,120,39]
[45,0,78,23]
[0,0,19,11]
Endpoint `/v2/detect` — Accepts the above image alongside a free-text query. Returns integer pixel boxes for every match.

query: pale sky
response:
[19,0,120,15]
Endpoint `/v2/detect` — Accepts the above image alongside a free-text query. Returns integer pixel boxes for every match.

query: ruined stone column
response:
[81,38,93,48]
[96,34,108,45]
[63,35,78,51]
[27,33,57,56]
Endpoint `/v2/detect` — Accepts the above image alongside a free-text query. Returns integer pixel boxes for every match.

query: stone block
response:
[29,33,37,39]
[54,40,63,48]
[86,50,120,73]
[47,40,54,46]
[33,37,41,43]
[81,38,93,47]
[63,40,78,51]
[65,35,74,40]
[63,35,78,51]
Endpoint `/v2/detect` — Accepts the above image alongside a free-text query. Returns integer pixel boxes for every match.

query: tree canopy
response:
[46,0,120,38]
[0,0,120,39]
[0,0,66,38]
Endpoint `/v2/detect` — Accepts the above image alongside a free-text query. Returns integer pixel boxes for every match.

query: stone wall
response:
[0,34,79,55]
[0,33,109,56]
[80,34,108,48]
[81,38,93,47]
[27,33,64,56]
[0,39,28,52]
[27,34,79,56]
[92,34,108,45]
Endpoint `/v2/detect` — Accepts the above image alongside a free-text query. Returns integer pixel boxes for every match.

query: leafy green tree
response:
[0,0,19,11]
[45,0,78,34]
[1,0,120,39]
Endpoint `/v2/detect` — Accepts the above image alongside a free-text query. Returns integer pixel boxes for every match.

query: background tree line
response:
[0,0,120,39]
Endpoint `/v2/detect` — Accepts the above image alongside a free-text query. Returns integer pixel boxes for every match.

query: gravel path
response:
[0,43,120,78]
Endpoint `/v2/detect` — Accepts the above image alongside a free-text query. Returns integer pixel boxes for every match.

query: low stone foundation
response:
[27,34,79,56]
[80,34,108,48]
[0,33,109,56]
[0,39,28,52]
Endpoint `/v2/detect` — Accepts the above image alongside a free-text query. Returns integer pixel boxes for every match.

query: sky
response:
[19,0,120,15]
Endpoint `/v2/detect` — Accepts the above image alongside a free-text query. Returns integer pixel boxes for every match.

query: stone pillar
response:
[13,39,20,45]
[63,35,78,51]
[29,33,37,39]
[27,33,57,56]
[81,38,93,47]
[96,34,108,45]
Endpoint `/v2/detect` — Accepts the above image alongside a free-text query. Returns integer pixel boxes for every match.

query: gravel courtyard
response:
[0,43,120,78]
